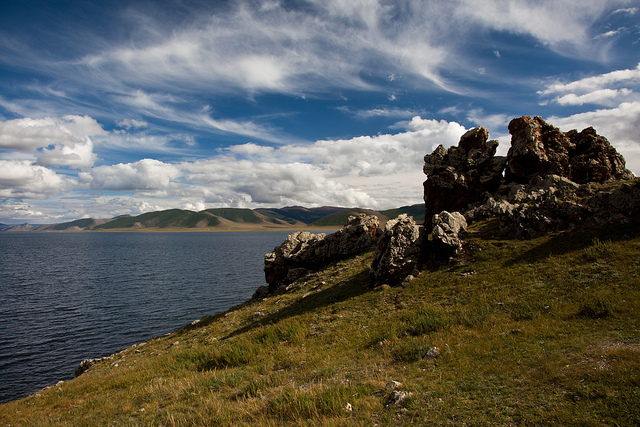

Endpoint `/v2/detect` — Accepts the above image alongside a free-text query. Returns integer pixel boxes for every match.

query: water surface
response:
[0,231,294,404]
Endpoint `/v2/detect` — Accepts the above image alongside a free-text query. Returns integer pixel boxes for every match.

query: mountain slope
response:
[4,204,425,232]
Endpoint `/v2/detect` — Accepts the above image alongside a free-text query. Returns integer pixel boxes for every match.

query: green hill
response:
[310,209,374,226]
[380,204,424,223]
[94,209,196,229]
[2,216,638,425]
[204,208,263,224]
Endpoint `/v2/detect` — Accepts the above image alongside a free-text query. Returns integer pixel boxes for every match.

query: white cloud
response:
[36,117,466,219]
[456,0,619,51]
[117,118,148,129]
[539,63,640,98]
[539,64,640,174]
[0,160,78,199]
[227,143,275,156]
[0,115,105,167]
[0,202,47,222]
[36,136,97,168]
[81,159,183,191]
[338,106,426,120]
[556,88,633,106]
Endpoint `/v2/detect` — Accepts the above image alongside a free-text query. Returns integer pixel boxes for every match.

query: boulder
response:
[264,214,381,293]
[430,211,467,259]
[264,231,326,293]
[369,214,423,287]
[423,126,506,230]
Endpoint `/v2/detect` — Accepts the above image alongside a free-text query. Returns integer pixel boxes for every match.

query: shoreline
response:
[3,225,343,233]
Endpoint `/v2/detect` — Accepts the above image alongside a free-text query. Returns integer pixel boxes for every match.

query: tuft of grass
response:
[582,237,615,261]
[578,297,613,319]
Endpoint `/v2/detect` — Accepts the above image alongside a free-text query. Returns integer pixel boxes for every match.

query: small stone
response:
[386,380,403,390]
[386,390,413,406]
[425,346,440,359]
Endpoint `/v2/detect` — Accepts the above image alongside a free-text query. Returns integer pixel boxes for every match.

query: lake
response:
[0,231,297,404]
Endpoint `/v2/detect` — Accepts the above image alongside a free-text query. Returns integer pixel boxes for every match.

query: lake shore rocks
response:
[262,213,381,294]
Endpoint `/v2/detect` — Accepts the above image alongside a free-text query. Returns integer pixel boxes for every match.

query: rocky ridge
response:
[263,116,638,289]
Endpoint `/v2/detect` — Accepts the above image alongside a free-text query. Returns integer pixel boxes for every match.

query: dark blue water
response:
[0,231,294,404]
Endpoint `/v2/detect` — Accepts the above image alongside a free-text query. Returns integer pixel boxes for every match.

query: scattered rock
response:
[75,357,110,377]
[386,390,413,407]
[431,211,467,254]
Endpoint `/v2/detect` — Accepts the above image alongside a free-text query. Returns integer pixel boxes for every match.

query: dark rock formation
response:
[369,214,423,287]
[506,116,633,184]
[263,213,381,294]
[423,126,506,231]
[422,116,635,238]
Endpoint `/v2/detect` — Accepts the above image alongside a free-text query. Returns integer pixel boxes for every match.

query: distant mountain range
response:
[0,205,424,232]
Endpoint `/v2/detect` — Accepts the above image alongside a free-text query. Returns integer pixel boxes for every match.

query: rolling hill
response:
[2,205,424,232]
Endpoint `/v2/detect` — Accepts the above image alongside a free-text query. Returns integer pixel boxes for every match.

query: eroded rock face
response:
[264,231,326,293]
[263,214,380,293]
[430,211,467,256]
[506,116,633,184]
[423,116,636,238]
[423,126,506,230]
[369,214,423,287]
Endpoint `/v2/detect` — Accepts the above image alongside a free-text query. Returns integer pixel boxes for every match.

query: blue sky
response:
[0,0,639,223]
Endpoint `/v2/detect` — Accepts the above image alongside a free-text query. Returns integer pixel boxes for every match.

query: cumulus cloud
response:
[37,116,466,219]
[555,88,633,106]
[0,160,78,199]
[81,159,183,191]
[0,115,104,167]
[227,143,275,156]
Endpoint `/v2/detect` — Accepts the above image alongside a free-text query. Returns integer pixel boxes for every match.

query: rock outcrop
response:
[506,116,633,184]
[262,213,381,294]
[258,115,636,291]
[423,126,506,231]
[422,116,635,238]
[429,211,467,259]
[369,214,423,287]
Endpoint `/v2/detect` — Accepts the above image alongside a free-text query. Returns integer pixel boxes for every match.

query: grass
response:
[1,217,639,425]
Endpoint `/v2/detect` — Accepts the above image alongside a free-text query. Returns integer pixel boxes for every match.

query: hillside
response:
[1,216,638,425]
[2,205,424,232]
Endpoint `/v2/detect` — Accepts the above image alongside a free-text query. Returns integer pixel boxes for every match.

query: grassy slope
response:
[1,218,639,426]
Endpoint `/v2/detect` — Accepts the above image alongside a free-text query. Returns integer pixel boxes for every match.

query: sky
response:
[0,0,639,224]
